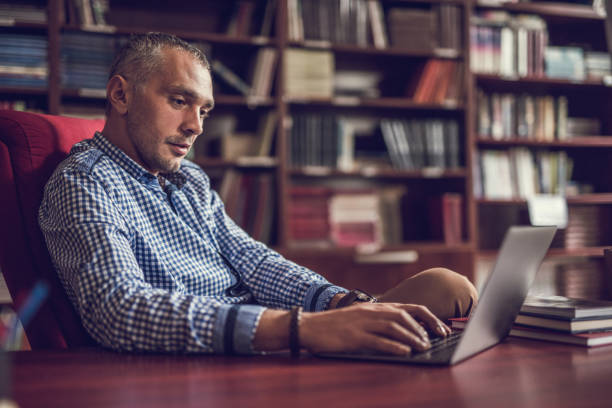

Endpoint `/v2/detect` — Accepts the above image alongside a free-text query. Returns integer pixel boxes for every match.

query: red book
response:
[429,193,463,244]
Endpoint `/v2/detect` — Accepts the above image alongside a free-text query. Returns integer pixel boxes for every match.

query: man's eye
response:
[172,98,185,106]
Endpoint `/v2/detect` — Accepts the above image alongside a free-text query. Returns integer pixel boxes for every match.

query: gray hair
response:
[106,32,210,114]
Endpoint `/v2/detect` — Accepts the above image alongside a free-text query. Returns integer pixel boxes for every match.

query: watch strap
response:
[336,289,378,308]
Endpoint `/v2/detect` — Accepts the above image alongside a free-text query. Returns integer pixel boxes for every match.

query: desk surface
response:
[8,338,612,408]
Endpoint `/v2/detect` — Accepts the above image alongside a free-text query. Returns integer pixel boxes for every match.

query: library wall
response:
[0,0,611,298]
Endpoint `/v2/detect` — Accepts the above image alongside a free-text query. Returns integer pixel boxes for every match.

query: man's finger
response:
[403,304,450,336]
[370,320,431,351]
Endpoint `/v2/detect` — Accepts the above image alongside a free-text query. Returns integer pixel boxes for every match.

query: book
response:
[428,193,463,244]
[367,0,388,48]
[283,48,334,99]
[515,314,612,333]
[450,317,612,347]
[211,59,251,96]
[521,295,612,319]
[510,326,612,347]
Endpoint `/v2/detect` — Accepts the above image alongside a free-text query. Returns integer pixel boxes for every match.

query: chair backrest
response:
[0,109,105,349]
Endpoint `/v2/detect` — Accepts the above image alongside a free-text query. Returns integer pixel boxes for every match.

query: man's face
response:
[124,48,214,175]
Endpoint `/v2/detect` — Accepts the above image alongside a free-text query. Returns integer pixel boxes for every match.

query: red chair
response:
[0,110,104,349]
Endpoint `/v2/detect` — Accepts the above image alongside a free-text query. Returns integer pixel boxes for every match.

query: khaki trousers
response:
[378,268,478,320]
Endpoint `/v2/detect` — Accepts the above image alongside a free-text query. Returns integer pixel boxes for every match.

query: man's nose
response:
[182,108,204,136]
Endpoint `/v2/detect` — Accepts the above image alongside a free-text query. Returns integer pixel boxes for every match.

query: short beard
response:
[125,108,181,175]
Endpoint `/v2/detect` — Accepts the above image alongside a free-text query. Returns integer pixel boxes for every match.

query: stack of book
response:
[451,295,612,347]
[287,0,391,48]
[334,70,382,98]
[386,4,462,53]
[584,51,611,80]
[283,48,334,99]
[289,113,340,168]
[0,1,47,24]
[380,118,460,171]
[476,148,573,199]
[470,12,547,77]
[65,0,110,30]
[0,34,47,88]
[476,90,569,141]
[329,190,382,247]
[544,46,585,81]
[288,186,332,246]
[288,186,408,248]
[407,59,463,104]
[61,32,116,91]
[387,7,437,52]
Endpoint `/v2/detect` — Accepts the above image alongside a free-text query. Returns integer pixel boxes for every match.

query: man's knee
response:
[379,267,478,320]
[415,267,478,318]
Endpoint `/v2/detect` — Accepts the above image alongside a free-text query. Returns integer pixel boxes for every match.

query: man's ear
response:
[106,75,131,115]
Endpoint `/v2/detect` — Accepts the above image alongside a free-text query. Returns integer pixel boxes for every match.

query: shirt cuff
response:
[303,283,348,312]
[212,304,266,355]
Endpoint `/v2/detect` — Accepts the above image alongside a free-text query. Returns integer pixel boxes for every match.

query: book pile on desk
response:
[451,295,612,347]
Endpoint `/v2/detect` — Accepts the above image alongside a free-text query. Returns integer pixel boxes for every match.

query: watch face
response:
[356,291,374,302]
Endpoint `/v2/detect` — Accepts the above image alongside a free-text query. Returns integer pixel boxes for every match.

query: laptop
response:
[317,225,557,365]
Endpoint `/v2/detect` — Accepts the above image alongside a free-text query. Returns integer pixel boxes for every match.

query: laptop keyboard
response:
[422,330,462,353]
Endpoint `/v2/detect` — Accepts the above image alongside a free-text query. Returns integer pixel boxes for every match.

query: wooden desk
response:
[8,338,612,408]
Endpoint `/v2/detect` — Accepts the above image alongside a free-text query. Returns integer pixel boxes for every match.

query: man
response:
[39,33,477,356]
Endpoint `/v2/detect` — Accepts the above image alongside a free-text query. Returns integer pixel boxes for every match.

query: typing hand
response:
[299,303,451,356]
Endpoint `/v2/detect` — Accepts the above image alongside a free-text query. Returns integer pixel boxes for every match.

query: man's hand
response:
[299,303,450,355]
[253,302,451,355]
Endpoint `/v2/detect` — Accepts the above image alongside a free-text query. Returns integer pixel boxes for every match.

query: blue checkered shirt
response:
[39,132,347,354]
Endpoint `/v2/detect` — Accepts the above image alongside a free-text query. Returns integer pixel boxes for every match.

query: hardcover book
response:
[450,317,612,347]
[514,314,612,334]
[521,295,612,319]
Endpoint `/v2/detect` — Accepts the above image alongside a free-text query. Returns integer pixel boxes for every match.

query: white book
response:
[367,0,387,48]
[500,26,515,77]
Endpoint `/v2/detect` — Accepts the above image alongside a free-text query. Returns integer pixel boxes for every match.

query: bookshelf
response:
[1,0,610,296]
[469,0,612,299]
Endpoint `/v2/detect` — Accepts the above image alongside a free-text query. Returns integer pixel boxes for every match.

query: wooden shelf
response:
[213,94,275,107]
[479,246,610,259]
[475,73,609,89]
[477,194,612,206]
[0,86,47,96]
[280,241,473,256]
[59,90,275,107]
[286,96,462,111]
[193,157,278,169]
[61,88,105,99]
[61,24,275,47]
[3,0,607,291]
[0,20,48,30]
[288,40,463,59]
[475,1,605,21]
[290,167,467,179]
[476,137,612,148]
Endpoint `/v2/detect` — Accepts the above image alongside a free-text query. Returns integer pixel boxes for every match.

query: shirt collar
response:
[91,132,187,189]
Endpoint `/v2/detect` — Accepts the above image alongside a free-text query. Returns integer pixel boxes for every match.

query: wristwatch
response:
[336,289,378,308]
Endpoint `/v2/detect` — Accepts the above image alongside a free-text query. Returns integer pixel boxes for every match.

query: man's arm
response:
[201,180,347,312]
[253,303,451,355]
[199,171,451,355]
